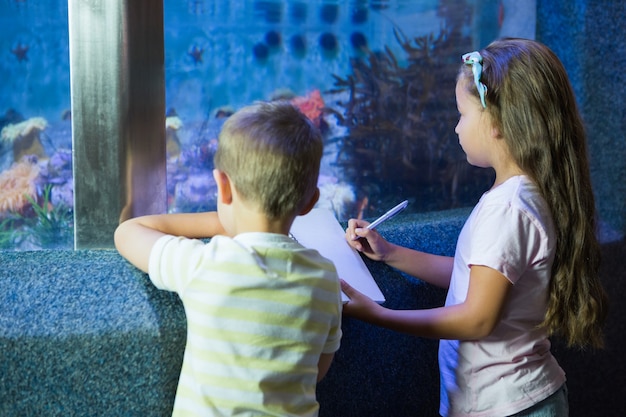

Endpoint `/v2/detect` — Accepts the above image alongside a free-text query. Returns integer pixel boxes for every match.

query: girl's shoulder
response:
[481,175,545,211]
[476,175,555,240]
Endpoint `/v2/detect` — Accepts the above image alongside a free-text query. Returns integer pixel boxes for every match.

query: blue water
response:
[0,0,528,250]
[163,0,444,120]
[0,0,445,123]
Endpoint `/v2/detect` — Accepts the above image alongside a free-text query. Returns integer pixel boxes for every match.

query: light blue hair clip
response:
[462,51,488,108]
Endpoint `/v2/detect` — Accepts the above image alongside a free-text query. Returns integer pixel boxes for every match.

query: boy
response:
[115,101,342,416]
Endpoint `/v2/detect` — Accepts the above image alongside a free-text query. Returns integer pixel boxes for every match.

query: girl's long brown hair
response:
[462,38,608,349]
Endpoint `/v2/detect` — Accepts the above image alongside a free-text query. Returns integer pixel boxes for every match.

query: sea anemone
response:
[1,117,49,161]
[165,116,183,130]
[0,160,40,213]
[166,116,183,157]
[1,117,47,143]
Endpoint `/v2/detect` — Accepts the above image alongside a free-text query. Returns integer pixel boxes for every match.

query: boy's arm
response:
[114,212,226,273]
[317,353,334,382]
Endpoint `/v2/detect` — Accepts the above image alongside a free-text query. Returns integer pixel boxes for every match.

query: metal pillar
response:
[68,0,166,249]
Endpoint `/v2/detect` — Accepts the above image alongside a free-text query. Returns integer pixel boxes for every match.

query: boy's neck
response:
[231,202,294,236]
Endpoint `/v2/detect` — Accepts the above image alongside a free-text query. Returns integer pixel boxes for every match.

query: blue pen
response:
[366,200,409,230]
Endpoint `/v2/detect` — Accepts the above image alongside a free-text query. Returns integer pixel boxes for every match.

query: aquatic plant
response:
[328,0,493,214]
[0,182,73,251]
[20,184,73,250]
[0,214,22,250]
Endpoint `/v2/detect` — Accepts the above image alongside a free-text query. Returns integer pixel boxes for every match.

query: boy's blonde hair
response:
[459,38,608,349]
[214,101,323,221]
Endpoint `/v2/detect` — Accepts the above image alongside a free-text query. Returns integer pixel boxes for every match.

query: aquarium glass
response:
[163,0,534,220]
[0,0,534,250]
[0,0,73,251]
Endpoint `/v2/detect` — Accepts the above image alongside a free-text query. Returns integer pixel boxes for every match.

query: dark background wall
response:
[538,1,626,238]
[537,2,626,415]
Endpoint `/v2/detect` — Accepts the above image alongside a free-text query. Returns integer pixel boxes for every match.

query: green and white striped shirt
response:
[149,232,343,416]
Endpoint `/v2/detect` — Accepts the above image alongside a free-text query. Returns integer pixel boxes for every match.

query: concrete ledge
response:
[1,209,624,416]
[0,250,186,416]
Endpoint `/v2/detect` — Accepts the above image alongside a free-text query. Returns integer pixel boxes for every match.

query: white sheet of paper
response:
[290,209,385,303]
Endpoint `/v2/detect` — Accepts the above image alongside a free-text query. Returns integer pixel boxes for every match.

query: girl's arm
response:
[341,265,512,340]
[114,212,227,273]
[345,218,454,289]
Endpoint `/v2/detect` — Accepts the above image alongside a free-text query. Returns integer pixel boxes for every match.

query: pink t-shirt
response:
[439,176,566,417]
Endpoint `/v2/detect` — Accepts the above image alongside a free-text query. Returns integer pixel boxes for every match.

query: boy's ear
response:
[213,169,233,205]
[298,187,320,216]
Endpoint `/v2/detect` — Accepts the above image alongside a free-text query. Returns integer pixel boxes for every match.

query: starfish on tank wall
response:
[11,43,29,62]
[188,45,204,64]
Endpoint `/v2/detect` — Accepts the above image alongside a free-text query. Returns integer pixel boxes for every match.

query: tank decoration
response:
[1,117,49,162]
[350,6,368,24]
[350,32,368,51]
[289,34,307,57]
[289,2,307,24]
[254,0,282,24]
[319,32,338,53]
[264,30,282,48]
[320,4,339,24]
[253,42,270,61]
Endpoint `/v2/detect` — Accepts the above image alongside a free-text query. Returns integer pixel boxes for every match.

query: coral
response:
[37,149,74,208]
[0,161,40,213]
[172,172,218,213]
[291,89,325,127]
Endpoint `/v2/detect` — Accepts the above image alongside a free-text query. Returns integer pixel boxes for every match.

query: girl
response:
[342,38,608,417]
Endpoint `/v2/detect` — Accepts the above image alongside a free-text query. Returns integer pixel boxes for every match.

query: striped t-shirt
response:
[149,232,343,417]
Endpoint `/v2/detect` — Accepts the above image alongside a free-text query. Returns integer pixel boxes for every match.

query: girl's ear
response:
[213,169,233,205]
[491,121,503,139]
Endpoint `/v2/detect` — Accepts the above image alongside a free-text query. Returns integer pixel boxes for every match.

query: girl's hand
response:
[340,279,384,322]
[344,218,392,262]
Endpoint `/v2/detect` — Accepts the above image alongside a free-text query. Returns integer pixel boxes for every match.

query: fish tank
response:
[0,0,535,250]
